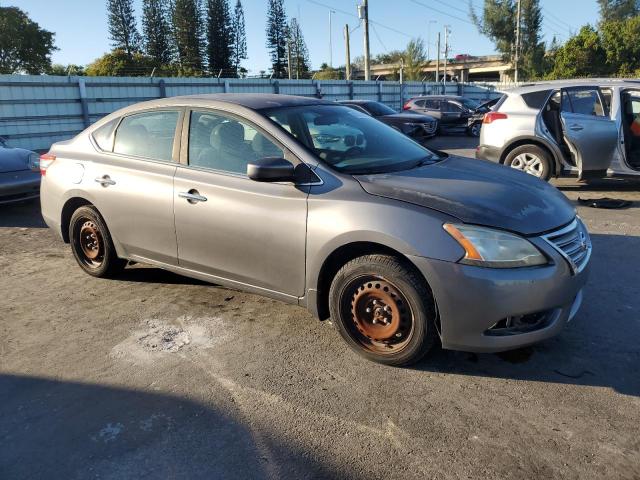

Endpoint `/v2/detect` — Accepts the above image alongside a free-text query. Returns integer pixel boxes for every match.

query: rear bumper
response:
[0,170,41,204]
[475,145,501,163]
[409,245,590,353]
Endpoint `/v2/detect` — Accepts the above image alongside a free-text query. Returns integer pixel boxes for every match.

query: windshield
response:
[363,102,397,116]
[264,105,440,174]
[459,98,480,110]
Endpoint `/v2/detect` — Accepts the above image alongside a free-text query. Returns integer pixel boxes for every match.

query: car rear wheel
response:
[504,145,552,181]
[69,206,125,277]
[328,254,438,366]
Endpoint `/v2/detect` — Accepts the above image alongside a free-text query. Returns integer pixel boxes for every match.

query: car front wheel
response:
[467,122,481,137]
[504,144,552,181]
[328,255,438,366]
[69,206,125,277]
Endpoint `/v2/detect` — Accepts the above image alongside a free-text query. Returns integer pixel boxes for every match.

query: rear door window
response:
[424,99,441,110]
[443,102,462,112]
[113,110,180,161]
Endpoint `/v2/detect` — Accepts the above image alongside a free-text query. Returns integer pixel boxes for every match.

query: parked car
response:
[0,136,41,204]
[402,95,492,136]
[41,94,590,366]
[476,79,640,180]
[337,100,438,141]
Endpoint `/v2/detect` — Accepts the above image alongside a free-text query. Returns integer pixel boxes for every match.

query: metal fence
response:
[0,75,503,151]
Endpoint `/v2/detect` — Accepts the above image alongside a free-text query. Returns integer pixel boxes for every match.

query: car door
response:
[441,101,465,126]
[173,108,309,298]
[89,108,182,265]
[421,99,442,120]
[560,87,618,177]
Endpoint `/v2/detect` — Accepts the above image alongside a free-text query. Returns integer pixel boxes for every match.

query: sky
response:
[13,0,600,74]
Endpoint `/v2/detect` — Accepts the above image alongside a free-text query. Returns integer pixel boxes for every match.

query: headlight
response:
[443,223,547,268]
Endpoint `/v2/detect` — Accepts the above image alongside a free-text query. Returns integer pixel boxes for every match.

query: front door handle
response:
[95,175,116,187]
[178,190,208,204]
[569,124,584,131]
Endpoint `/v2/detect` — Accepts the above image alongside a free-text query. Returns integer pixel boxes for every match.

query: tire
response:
[328,254,438,367]
[69,205,125,278]
[467,122,482,137]
[504,144,552,181]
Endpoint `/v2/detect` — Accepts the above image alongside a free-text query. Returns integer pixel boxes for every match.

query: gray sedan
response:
[0,137,41,204]
[40,94,590,366]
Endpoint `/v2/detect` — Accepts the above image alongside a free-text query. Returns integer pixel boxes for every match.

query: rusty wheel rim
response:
[344,276,414,354]
[78,220,104,267]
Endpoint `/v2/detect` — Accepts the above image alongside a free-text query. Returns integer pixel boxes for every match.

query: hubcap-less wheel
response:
[346,277,414,354]
[511,152,544,177]
[78,220,104,268]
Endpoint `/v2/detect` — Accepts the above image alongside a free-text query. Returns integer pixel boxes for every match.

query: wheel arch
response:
[60,197,94,243]
[499,136,563,177]
[313,241,435,322]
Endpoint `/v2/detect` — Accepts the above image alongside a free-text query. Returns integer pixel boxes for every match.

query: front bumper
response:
[409,239,590,353]
[0,170,41,204]
[475,145,501,163]
[406,122,438,140]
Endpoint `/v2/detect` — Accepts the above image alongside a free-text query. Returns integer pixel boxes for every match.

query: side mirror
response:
[247,157,296,182]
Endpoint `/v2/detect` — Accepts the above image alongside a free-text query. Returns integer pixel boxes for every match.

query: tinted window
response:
[92,118,118,151]
[521,90,551,109]
[364,102,397,116]
[266,105,439,174]
[113,111,179,161]
[413,99,426,107]
[565,88,605,116]
[459,98,480,110]
[424,99,440,109]
[443,102,462,112]
[189,111,284,175]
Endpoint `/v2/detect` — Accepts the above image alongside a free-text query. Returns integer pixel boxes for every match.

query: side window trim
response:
[108,107,185,163]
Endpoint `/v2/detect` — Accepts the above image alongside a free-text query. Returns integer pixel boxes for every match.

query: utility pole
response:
[427,20,437,62]
[443,26,450,91]
[514,0,522,83]
[435,32,440,83]
[358,0,371,81]
[329,10,335,67]
[344,24,351,80]
[287,39,292,80]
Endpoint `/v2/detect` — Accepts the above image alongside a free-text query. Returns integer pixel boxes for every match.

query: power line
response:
[410,0,474,25]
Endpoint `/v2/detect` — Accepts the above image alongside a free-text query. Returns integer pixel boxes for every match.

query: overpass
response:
[354,55,513,83]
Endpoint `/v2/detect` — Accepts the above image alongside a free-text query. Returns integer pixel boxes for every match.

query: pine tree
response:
[266,0,288,78]
[287,18,310,79]
[520,0,545,79]
[142,0,172,65]
[206,0,232,74]
[107,0,141,57]
[172,0,204,71]
[231,0,247,77]
[598,0,639,22]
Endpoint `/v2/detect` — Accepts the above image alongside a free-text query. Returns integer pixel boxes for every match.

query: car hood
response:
[354,156,575,236]
[0,147,31,173]
[383,113,436,122]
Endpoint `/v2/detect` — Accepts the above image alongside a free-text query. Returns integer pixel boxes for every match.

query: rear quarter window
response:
[91,118,118,151]
[521,90,552,109]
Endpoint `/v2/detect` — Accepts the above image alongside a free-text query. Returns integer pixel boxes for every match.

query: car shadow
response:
[0,374,356,479]
[412,233,640,397]
[555,176,640,192]
[0,199,46,228]
[114,264,211,286]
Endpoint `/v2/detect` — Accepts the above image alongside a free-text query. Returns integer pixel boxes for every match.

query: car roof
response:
[337,99,376,104]
[120,93,333,112]
[506,78,640,95]
[410,95,465,101]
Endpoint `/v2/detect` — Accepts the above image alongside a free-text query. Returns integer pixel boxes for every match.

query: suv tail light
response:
[483,112,508,124]
[39,153,56,175]
[402,101,411,110]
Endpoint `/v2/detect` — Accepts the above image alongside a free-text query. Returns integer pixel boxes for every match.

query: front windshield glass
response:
[265,105,440,174]
[364,102,397,116]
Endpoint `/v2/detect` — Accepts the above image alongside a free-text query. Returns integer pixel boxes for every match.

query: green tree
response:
[172,0,204,71]
[470,0,515,59]
[266,0,288,78]
[47,64,86,76]
[598,0,639,22]
[546,26,608,79]
[142,0,172,65]
[601,16,640,75]
[520,0,545,79]
[287,17,310,78]
[106,0,141,57]
[206,0,233,74]
[0,7,57,74]
[231,0,247,77]
[403,38,427,80]
[315,62,342,79]
[85,49,156,76]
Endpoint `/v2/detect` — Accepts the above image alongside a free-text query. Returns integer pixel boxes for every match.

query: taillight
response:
[402,101,411,110]
[39,153,56,175]
[483,112,508,124]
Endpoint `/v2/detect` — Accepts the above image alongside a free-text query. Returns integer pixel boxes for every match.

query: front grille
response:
[422,121,438,135]
[542,219,591,274]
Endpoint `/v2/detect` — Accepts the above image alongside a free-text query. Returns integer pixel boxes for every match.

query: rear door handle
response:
[95,175,116,186]
[569,124,584,131]
[178,190,208,203]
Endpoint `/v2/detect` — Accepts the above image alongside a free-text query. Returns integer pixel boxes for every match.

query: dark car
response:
[0,137,41,204]
[338,100,438,141]
[403,95,497,137]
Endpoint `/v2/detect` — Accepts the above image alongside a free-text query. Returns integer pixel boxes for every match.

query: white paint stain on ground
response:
[92,422,124,443]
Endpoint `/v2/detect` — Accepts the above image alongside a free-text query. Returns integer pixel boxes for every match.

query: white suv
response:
[476,79,640,181]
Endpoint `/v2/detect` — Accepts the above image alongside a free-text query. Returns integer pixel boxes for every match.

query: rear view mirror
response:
[247,157,296,182]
